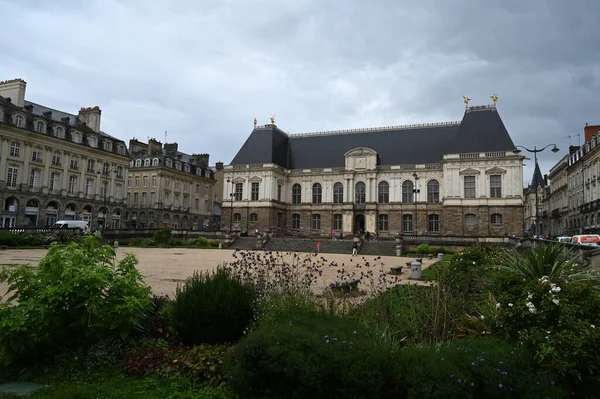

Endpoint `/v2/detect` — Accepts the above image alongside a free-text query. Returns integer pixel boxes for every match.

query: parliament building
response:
[221,103,524,238]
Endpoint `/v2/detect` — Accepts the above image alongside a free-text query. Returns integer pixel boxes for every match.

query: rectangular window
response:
[29,169,40,189]
[165,177,170,188]
[251,182,259,201]
[233,213,242,222]
[103,162,109,174]
[50,172,59,192]
[115,184,122,199]
[68,176,77,194]
[184,183,189,193]
[333,183,344,204]
[205,185,209,198]
[51,152,61,166]
[175,193,180,207]
[127,177,132,188]
[143,176,148,187]
[292,213,300,230]
[152,175,157,187]
[292,184,302,204]
[378,183,389,204]
[100,182,107,198]
[133,192,139,207]
[428,214,440,233]
[234,182,243,201]
[490,175,502,198]
[403,214,413,233]
[195,198,200,210]
[150,192,156,206]
[464,176,476,198]
[333,214,343,230]
[32,148,42,162]
[175,180,180,190]
[311,214,321,230]
[87,159,95,173]
[9,142,20,157]
[277,184,282,201]
[70,157,79,170]
[7,166,18,188]
[142,192,147,207]
[86,178,94,196]
[491,213,503,225]
[196,184,200,194]
[135,176,140,187]
[379,214,389,231]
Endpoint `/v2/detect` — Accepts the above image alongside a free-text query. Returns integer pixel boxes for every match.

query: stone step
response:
[358,240,397,256]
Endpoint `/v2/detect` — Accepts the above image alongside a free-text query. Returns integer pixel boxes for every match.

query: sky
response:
[1,0,598,185]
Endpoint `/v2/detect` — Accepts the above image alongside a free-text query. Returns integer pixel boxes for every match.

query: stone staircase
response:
[357,239,397,256]
[265,237,355,255]
[229,237,261,250]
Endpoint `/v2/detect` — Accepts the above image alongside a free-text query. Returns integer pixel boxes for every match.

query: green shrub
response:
[415,243,430,254]
[170,267,256,346]
[196,236,211,248]
[400,337,565,398]
[226,311,402,398]
[0,237,152,366]
[154,228,173,247]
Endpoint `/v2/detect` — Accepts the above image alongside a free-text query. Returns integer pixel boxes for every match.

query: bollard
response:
[218,243,223,249]
[438,253,444,262]
[113,240,119,249]
[410,261,422,279]
[396,248,402,257]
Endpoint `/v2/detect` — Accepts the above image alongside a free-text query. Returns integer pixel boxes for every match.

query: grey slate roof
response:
[530,162,545,191]
[230,105,516,169]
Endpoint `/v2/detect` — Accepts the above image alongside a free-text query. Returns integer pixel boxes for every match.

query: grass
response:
[420,260,451,281]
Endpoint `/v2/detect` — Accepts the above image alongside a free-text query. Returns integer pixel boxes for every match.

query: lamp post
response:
[97,168,118,230]
[226,178,235,234]
[513,144,559,237]
[412,173,420,241]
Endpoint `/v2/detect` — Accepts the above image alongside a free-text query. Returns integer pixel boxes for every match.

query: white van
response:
[571,235,600,246]
[52,220,90,234]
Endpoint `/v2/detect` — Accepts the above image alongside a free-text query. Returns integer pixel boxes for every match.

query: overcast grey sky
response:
[1,0,598,184]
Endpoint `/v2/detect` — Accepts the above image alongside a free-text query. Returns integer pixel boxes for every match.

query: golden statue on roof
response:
[490,93,498,106]
[270,115,276,124]
[253,118,257,128]
[462,95,471,108]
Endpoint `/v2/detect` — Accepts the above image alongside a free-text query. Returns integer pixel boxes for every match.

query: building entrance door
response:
[354,214,365,234]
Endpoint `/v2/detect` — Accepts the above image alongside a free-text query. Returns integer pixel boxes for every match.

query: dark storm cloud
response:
[0,0,598,183]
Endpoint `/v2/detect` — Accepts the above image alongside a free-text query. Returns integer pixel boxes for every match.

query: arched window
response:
[36,120,45,133]
[135,159,142,167]
[402,181,414,203]
[491,213,503,225]
[144,158,151,167]
[72,131,81,143]
[312,183,322,204]
[152,158,159,166]
[88,136,97,147]
[103,140,112,151]
[355,181,366,204]
[292,183,301,204]
[117,145,125,155]
[378,181,389,203]
[55,126,65,138]
[465,213,477,225]
[14,114,25,128]
[428,214,440,233]
[427,180,440,203]
[333,182,344,204]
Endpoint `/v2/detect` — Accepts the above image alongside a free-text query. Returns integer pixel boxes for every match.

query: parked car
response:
[571,234,600,246]
[556,236,572,243]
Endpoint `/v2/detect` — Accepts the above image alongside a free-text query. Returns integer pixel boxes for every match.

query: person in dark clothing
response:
[352,242,358,256]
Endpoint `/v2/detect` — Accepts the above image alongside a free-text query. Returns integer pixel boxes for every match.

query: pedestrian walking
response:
[317,241,321,253]
[351,242,358,256]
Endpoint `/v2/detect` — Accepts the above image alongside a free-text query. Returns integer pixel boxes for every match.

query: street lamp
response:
[513,144,559,237]
[97,168,119,230]
[412,173,420,241]
[226,178,235,234]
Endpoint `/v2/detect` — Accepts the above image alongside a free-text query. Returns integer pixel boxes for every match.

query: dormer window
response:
[117,145,125,155]
[88,136,97,148]
[135,159,142,167]
[144,158,151,167]
[13,114,25,128]
[103,140,112,151]
[175,162,181,171]
[152,158,159,166]
[54,126,65,139]
[130,160,134,168]
[196,168,202,175]
[166,159,172,168]
[72,131,82,143]
[184,164,190,173]
[204,170,211,179]
[35,120,46,133]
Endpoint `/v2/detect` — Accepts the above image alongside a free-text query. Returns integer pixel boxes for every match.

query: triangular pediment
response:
[485,167,507,175]
[459,168,481,175]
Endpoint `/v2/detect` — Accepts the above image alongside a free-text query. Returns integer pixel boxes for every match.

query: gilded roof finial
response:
[270,115,276,125]
[490,93,498,106]
[462,95,471,109]
[253,118,257,128]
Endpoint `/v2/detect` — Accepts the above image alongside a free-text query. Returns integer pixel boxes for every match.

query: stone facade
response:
[0,78,130,229]
[126,138,216,230]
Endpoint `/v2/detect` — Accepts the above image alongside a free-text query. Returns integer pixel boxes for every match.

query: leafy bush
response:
[0,231,81,247]
[154,228,173,247]
[0,237,152,366]
[226,311,402,398]
[170,267,256,345]
[399,337,565,398]
[136,294,173,340]
[415,243,430,254]
[196,236,211,248]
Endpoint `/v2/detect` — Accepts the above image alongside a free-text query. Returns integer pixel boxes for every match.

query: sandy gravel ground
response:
[0,248,435,300]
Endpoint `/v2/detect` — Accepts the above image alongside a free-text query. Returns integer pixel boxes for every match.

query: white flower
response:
[552,299,559,305]
[496,303,501,309]
[591,325,596,329]
[528,307,537,314]
[508,303,513,307]
[551,286,561,293]
[480,315,485,320]
[473,261,476,265]
[527,292,533,300]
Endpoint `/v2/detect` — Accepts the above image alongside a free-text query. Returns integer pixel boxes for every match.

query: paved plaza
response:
[0,248,435,300]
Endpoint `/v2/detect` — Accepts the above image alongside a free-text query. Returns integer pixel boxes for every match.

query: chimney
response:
[148,138,162,156]
[128,138,147,154]
[584,123,600,143]
[194,153,210,166]
[0,78,27,107]
[215,161,224,170]
[164,142,178,154]
[569,145,580,155]
[78,106,101,133]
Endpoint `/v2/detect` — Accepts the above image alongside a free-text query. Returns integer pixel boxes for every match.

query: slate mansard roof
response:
[231,105,516,169]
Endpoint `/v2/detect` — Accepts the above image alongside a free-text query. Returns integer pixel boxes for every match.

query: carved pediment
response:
[344,147,377,157]
[485,167,507,175]
[459,168,481,175]
[249,176,263,182]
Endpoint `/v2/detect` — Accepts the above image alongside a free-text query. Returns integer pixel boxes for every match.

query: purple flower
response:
[551,381,555,385]
[471,362,477,366]
[499,383,503,388]
[470,383,474,387]
[458,379,462,383]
